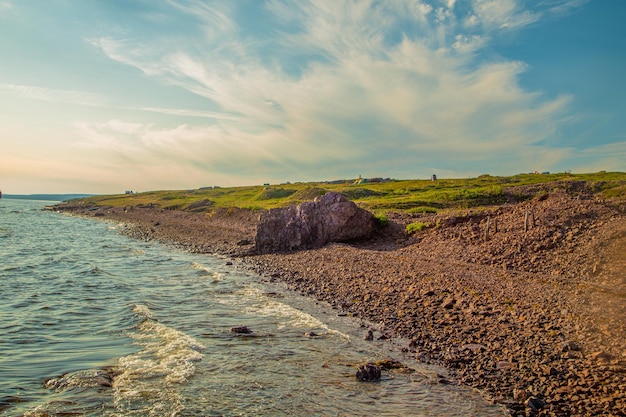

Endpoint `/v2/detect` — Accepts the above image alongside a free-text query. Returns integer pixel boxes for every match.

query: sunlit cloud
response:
[84,0,577,180]
[469,0,539,30]
[3,0,610,194]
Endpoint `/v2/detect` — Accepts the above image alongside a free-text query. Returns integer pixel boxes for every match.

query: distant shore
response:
[55,191,626,416]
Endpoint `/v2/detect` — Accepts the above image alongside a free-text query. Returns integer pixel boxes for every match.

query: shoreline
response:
[55,192,626,416]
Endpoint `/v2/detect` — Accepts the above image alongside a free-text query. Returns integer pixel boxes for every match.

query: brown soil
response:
[56,191,626,416]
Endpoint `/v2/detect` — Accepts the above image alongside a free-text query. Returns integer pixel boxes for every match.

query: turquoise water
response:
[0,199,505,416]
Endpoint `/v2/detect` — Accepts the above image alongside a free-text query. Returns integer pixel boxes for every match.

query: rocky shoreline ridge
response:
[54,188,626,416]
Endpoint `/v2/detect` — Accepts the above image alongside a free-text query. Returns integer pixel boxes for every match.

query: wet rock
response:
[374,359,408,370]
[356,363,381,381]
[364,329,374,341]
[231,325,253,334]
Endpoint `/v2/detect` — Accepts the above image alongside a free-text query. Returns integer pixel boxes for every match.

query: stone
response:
[461,343,488,353]
[231,325,253,334]
[356,363,381,381]
[442,297,456,309]
[497,361,515,370]
[561,340,582,352]
[591,351,612,362]
[525,396,545,412]
[513,388,530,402]
[255,192,376,253]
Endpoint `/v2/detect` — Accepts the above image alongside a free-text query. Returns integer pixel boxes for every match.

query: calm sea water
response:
[0,199,505,417]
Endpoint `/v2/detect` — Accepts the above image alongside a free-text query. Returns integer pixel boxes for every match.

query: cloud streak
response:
[0,83,105,107]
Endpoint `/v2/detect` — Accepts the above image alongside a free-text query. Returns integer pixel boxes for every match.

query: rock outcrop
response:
[254,192,376,254]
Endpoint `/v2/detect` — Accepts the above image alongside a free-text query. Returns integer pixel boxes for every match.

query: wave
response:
[239,287,352,341]
[191,261,224,281]
[111,304,205,416]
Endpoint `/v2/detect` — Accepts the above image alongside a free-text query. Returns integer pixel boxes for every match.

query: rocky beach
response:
[56,185,626,416]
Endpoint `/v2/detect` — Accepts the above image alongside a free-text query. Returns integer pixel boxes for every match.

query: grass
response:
[406,222,431,235]
[68,171,626,214]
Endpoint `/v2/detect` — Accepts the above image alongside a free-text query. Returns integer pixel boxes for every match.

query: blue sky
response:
[1,0,624,194]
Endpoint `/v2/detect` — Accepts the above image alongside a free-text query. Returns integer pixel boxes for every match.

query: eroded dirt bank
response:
[56,191,626,416]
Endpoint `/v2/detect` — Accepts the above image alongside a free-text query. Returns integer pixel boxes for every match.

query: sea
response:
[0,198,506,417]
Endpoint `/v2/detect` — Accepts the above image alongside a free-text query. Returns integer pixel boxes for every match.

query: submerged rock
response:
[356,363,381,382]
[255,192,376,253]
[231,325,253,334]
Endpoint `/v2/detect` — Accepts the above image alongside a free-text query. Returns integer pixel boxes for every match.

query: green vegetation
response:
[406,222,431,234]
[69,171,626,214]
[373,212,389,227]
[255,187,296,200]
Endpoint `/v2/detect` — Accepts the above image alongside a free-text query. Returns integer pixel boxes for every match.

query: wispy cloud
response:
[574,141,626,173]
[0,82,234,122]
[0,1,12,13]
[469,0,540,30]
[0,83,104,107]
[540,0,590,17]
[81,0,586,179]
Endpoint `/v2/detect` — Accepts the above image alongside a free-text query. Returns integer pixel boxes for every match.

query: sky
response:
[1,0,625,194]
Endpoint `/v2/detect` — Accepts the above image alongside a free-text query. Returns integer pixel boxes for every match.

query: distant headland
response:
[2,194,96,202]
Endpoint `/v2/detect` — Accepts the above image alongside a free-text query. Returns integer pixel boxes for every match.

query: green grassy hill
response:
[69,171,626,215]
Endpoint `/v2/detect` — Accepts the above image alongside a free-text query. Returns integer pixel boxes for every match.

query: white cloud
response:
[452,34,486,53]
[81,0,582,181]
[470,0,539,31]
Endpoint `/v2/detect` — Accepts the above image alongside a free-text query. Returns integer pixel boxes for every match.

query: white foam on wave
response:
[191,261,223,281]
[112,304,204,416]
[132,303,154,320]
[236,287,351,340]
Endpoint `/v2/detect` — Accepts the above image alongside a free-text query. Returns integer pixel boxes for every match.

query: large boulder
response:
[255,192,376,253]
